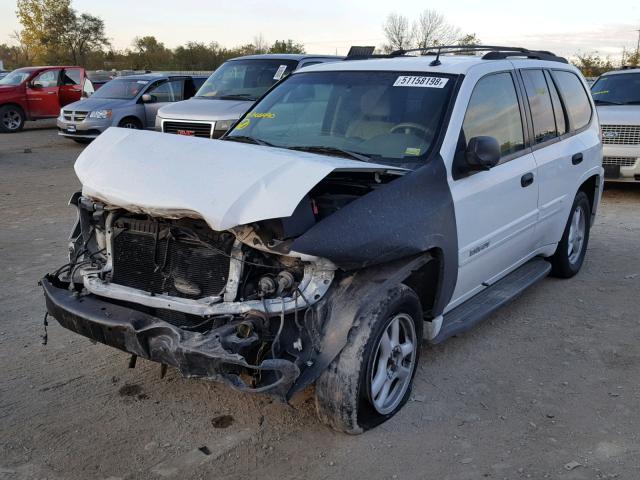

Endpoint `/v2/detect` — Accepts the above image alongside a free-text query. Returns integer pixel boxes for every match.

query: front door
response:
[143,79,185,128]
[448,71,540,309]
[26,69,60,118]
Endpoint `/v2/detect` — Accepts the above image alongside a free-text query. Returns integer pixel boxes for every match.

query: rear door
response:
[26,69,60,118]
[527,69,596,247]
[143,79,185,128]
[448,71,540,308]
[59,68,84,106]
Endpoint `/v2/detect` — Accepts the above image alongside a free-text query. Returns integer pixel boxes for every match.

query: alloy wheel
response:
[2,109,22,131]
[567,204,586,264]
[369,313,417,414]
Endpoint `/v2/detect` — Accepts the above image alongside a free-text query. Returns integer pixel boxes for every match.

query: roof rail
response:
[389,45,568,65]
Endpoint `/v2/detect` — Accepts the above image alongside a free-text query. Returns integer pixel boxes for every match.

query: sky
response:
[1,0,639,60]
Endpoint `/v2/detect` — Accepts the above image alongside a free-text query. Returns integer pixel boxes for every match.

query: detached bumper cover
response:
[41,275,299,398]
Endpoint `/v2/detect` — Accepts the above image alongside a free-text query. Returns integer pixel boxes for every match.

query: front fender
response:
[288,253,434,398]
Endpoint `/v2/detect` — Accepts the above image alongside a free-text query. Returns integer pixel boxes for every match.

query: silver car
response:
[57,73,207,143]
[156,54,342,139]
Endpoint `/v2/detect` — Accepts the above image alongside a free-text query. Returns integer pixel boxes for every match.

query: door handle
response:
[521,172,534,188]
[46,91,56,95]
[572,152,584,165]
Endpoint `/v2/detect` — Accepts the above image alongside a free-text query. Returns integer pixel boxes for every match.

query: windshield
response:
[0,69,33,86]
[591,73,640,105]
[195,59,299,101]
[91,78,150,99]
[226,71,456,167]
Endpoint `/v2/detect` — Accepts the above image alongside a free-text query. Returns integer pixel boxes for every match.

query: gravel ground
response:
[1,123,639,480]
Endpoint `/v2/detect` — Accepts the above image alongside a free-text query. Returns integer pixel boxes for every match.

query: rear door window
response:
[462,72,525,159]
[521,69,557,144]
[544,70,567,136]
[552,70,592,131]
[62,68,82,85]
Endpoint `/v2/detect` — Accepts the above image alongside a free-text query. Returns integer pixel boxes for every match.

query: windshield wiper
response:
[218,94,256,101]
[593,99,622,105]
[622,100,640,105]
[224,135,273,147]
[286,145,372,162]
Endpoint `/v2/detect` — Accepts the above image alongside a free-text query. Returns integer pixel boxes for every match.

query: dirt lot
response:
[1,123,639,480]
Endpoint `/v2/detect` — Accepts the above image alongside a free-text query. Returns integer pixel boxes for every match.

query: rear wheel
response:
[118,117,142,129]
[0,105,25,133]
[314,284,422,433]
[551,191,591,278]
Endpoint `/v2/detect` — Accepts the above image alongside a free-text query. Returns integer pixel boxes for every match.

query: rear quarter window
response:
[552,70,592,131]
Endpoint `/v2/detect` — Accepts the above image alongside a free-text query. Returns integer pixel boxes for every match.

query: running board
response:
[430,258,551,344]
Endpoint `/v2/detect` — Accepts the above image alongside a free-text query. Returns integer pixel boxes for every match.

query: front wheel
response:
[0,105,25,133]
[118,117,142,129]
[551,191,591,278]
[314,284,423,433]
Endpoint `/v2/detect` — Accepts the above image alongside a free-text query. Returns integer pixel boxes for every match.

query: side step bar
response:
[430,258,551,344]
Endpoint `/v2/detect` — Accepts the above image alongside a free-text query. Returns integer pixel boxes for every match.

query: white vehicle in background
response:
[155,54,343,139]
[591,68,640,182]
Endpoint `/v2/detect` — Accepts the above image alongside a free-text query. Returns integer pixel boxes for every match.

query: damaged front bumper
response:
[41,275,300,399]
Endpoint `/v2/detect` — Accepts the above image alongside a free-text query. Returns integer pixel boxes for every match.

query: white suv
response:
[591,68,640,182]
[42,46,603,433]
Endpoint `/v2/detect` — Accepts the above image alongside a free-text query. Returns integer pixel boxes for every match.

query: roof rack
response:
[389,45,568,65]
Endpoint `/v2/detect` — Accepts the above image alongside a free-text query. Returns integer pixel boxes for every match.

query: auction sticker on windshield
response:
[393,76,448,88]
[273,65,288,80]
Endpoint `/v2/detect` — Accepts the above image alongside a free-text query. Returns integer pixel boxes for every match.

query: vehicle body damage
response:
[41,49,602,432]
[42,127,456,400]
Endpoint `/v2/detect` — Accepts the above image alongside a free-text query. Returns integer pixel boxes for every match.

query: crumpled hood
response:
[596,105,640,125]
[75,128,404,231]
[158,97,253,122]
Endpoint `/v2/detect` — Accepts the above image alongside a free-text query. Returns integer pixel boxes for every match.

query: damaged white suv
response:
[42,46,603,433]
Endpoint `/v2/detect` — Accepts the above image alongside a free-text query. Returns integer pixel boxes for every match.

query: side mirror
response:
[465,136,501,170]
[141,93,153,103]
[29,82,43,89]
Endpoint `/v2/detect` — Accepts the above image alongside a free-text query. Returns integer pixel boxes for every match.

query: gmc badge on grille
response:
[173,277,201,297]
[177,129,195,136]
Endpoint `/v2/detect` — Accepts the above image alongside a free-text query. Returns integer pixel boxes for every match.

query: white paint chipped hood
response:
[75,128,404,231]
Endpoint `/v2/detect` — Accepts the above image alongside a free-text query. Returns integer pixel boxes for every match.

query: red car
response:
[0,66,91,133]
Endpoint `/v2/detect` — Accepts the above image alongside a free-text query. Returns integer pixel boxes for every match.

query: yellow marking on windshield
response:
[236,118,251,129]
[247,112,276,119]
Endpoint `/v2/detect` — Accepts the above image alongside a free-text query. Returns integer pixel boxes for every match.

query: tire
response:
[72,138,93,144]
[0,105,25,133]
[314,284,423,434]
[118,117,142,129]
[551,191,591,278]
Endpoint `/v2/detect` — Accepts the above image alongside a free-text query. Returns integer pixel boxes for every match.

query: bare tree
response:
[252,34,269,54]
[412,9,460,50]
[382,13,413,53]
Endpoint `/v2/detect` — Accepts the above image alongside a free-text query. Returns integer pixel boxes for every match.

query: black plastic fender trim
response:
[291,154,458,317]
